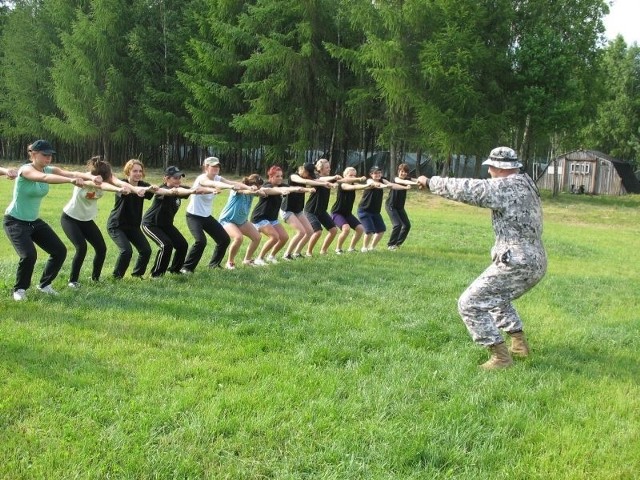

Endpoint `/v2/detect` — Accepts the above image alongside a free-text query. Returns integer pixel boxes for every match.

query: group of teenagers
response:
[1,139,421,302]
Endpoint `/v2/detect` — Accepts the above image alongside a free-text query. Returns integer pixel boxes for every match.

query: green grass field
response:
[1,168,639,479]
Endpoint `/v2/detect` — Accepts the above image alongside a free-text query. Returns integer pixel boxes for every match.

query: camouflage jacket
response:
[428,174,544,252]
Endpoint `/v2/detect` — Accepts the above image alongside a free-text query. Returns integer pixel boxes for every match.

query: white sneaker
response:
[179,268,193,275]
[360,247,368,253]
[335,249,343,255]
[253,258,267,266]
[37,284,59,295]
[387,245,398,251]
[266,255,279,264]
[347,248,356,253]
[225,262,236,270]
[68,282,80,288]
[13,289,26,301]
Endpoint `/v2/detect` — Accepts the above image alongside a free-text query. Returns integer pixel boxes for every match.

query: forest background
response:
[0,0,638,178]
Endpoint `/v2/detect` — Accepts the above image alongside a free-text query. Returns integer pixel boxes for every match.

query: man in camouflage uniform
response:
[418,147,547,370]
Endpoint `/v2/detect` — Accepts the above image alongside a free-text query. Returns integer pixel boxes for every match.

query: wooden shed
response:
[535,149,640,195]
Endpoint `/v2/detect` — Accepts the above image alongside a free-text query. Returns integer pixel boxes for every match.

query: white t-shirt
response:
[186,173,219,217]
[63,185,104,221]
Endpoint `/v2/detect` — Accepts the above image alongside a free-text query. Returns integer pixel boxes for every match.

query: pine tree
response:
[44,0,135,159]
[129,0,193,167]
[583,37,640,162]
[418,0,512,173]
[0,3,59,146]
[511,0,607,166]
[230,0,340,164]
[179,0,257,169]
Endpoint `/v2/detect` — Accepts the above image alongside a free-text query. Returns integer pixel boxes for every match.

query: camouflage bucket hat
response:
[482,147,523,169]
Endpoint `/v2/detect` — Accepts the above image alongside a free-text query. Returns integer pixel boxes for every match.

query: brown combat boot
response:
[508,331,530,357]
[481,342,513,370]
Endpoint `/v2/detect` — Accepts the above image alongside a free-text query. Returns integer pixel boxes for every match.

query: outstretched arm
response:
[382,179,411,190]
[20,165,88,187]
[318,174,342,183]
[366,178,389,189]
[261,186,314,196]
[0,166,18,179]
[111,178,157,197]
[259,187,287,196]
[48,165,103,185]
[422,175,507,209]
[235,188,267,197]
[153,186,209,197]
[337,175,367,184]
[340,182,371,191]
[80,180,128,194]
[290,173,333,189]
[394,177,420,186]
[199,177,252,191]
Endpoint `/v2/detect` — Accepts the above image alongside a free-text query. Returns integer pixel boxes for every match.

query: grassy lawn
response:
[1,168,639,479]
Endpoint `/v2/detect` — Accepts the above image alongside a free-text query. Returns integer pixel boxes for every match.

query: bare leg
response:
[284,214,305,256]
[370,232,384,250]
[349,225,364,251]
[270,224,289,256]
[239,222,261,262]
[293,213,314,255]
[336,224,351,250]
[319,227,338,254]
[362,232,373,250]
[257,225,279,260]
[306,230,322,255]
[223,223,244,264]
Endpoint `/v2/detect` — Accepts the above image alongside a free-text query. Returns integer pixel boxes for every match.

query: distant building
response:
[535,149,640,195]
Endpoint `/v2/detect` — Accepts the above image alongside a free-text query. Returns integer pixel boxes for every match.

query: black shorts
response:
[305,211,335,232]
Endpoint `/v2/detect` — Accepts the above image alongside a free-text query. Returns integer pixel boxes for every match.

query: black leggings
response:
[3,215,67,291]
[183,213,230,271]
[60,212,106,283]
[108,227,152,278]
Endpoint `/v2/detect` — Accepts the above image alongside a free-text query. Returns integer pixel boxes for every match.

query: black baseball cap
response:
[164,166,185,177]
[30,139,56,155]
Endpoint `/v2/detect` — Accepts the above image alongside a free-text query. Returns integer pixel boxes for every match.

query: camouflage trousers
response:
[457,245,547,347]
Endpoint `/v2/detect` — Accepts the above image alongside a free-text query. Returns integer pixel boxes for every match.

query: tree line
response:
[0,0,638,176]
